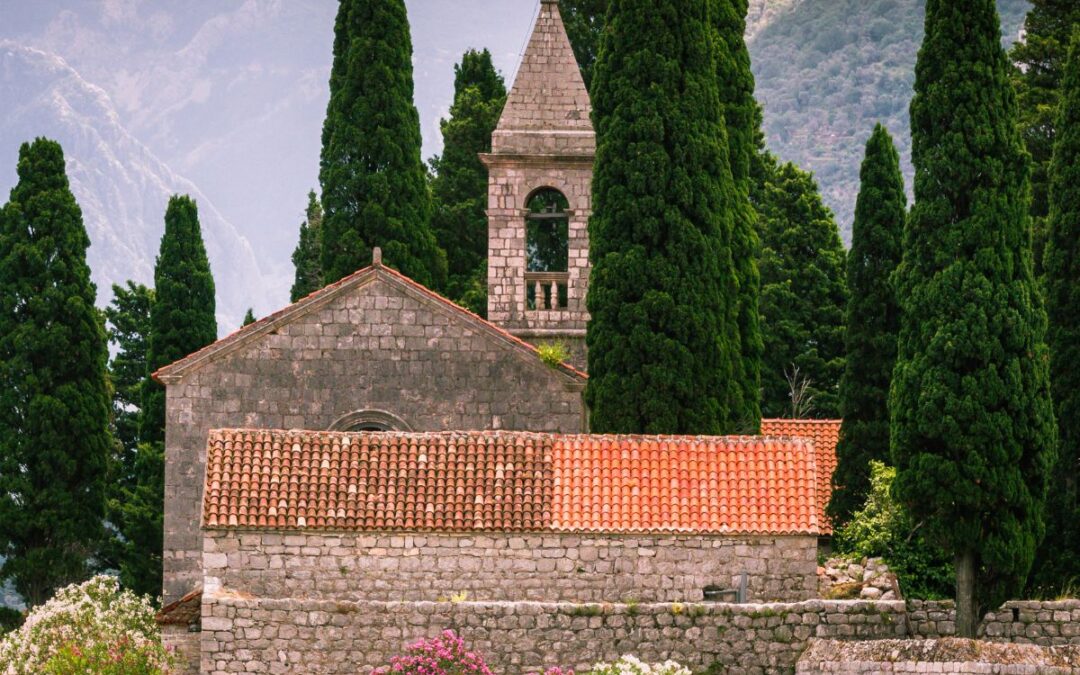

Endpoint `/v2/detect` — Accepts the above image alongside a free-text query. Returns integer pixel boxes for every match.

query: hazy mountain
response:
[748,0,1031,241]
[0,42,270,329]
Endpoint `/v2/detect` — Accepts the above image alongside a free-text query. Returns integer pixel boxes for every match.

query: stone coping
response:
[799,637,1080,669]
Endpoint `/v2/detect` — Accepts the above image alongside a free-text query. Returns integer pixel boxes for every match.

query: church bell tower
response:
[481,0,594,370]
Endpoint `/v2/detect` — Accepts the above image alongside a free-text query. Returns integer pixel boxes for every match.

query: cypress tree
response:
[558,0,608,91]
[429,49,506,316]
[319,0,446,288]
[715,0,763,432]
[893,0,1056,636]
[102,281,158,597]
[242,308,256,326]
[758,162,848,419]
[1010,1,1080,272]
[1032,29,1080,594]
[585,0,738,434]
[290,190,324,302]
[828,125,905,526]
[142,195,217,446]
[0,138,111,606]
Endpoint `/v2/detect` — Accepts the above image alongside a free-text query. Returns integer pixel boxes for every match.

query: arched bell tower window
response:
[525,188,570,310]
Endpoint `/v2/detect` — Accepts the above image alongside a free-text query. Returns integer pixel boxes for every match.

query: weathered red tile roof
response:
[203,429,820,536]
[155,586,202,626]
[152,261,586,382]
[761,419,841,534]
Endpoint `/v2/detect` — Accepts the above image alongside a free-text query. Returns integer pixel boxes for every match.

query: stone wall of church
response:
[162,274,587,604]
[201,531,818,604]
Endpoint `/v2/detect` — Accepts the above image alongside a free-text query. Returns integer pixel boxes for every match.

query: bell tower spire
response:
[482,0,594,369]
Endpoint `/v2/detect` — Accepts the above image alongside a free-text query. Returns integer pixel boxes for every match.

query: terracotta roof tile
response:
[760,419,841,534]
[156,586,202,626]
[203,429,819,536]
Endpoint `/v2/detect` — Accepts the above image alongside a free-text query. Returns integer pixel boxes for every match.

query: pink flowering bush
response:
[378,630,492,675]
[0,575,172,675]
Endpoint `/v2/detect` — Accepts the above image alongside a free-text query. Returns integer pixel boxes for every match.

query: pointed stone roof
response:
[491,0,594,156]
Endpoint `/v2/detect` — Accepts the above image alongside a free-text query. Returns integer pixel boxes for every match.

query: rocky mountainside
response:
[748,0,1030,242]
[0,42,268,330]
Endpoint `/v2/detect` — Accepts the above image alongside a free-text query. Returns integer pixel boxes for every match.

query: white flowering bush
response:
[588,655,691,675]
[0,575,171,674]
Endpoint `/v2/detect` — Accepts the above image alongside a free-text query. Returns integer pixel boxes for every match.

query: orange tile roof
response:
[203,429,819,536]
[760,419,841,534]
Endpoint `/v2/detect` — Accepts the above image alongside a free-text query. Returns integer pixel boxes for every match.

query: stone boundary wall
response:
[907,599,1080,646]
[797,638,1080,674]
[198,596,909,674]
[194,596,1080,675]
[203,531,818,604]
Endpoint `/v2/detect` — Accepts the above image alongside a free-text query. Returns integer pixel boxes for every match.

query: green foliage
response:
[829,125,905,526]
[834,462,954,599]
[751,0,1030,238]
[0,138,110,607]
[1030,29,1080,597]
[1010,1,1080,274]
[242,308,256,326]
[319,0,446,288]
[537,342,570,369]
[290,190,324,302]
[893,0,1056,618]
[757,162,848,419]
[715,0,763,432]
[429,49,506,316]
[558,0,608,91]
[104,282,154,459]
[0,608,22,636]
[134,194,216,598]
[585,0,739,434]
[0,576,171,674]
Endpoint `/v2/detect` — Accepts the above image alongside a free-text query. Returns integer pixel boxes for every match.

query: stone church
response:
[154,3,840,671]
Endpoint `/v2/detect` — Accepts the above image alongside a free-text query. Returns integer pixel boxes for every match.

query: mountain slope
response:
[0,42,269,329]
[749,0,1030,241]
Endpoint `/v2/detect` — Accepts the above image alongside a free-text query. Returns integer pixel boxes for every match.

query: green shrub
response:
[537,341,570,368]
[0,607,22,636]
[833,461,954,599]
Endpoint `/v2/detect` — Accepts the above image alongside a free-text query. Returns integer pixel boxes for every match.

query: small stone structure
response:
[797,637,1080,673]
[819,556,901,600]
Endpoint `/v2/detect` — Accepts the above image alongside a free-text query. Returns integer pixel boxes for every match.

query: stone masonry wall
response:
[907,599,1080,646]
[199,596,910,675]
[162,273,587,603]
[203,531,818,604]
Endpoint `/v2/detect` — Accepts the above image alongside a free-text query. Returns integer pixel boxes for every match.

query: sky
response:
[0,0,543,316]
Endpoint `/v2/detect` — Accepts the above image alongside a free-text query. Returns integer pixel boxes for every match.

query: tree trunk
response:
[955,550,978,638]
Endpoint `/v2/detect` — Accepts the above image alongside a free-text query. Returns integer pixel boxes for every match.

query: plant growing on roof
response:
[537,341,571,368]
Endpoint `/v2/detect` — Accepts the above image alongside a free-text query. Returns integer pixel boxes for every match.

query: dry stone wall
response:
[908,599,1080,646]
[203,531,818,604]
[162,273,586,603]
[797,638,1080,674]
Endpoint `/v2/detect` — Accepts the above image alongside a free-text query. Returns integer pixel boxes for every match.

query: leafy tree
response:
[429,49,506,316]
[141,195,217,446]
[104,282,154,458]
[242,308,256,326]
[558,0,608,91]
[829,125,905,526]
[893,0,1056,636]
[1010,0,1080,273]
[0,138,111,606]
[757,162,848,419]
[714,0,764,432]
[319,0,446,287]
[132,195,216,598]
[585,0,738,434]
[290,190,324,302]
[833,461,954,599]
[1031,29,1080,595]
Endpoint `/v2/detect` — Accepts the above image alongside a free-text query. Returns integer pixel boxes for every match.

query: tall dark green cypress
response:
[828,125,905,526]
[715,0,763,432]
[558,0,608,91]
[429,49,506,316]
[893,0,1056,636]
[1032,29,1080,595]
[0,139,111,606]
[585,0,738,434]
[290,190,324,302]
[319,0,446,287]
[105,282,154,458]
[757,162,848,419]
[142,195,217,446]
